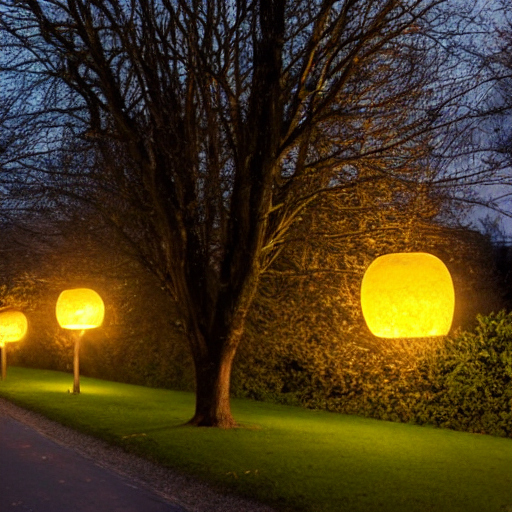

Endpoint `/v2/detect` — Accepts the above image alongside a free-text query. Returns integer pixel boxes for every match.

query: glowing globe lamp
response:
[361,252,454,338]
[0,310,28,380]
[0,310,28,343]
[56,288,104,330]
[55,288,104,394]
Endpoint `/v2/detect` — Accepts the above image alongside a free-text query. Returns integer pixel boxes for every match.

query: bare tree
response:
[444,0,512,226]
[0,0,486,426]
[487,3,512,225]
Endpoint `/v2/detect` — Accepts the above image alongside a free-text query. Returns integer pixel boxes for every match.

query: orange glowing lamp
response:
[0,310,28,380]
[56,288,104,330]
[0,310,28,344]
[55,288,104,394]
[361,252,455,338]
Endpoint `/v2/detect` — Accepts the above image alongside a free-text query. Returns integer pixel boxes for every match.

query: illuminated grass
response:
[1,367,511,512]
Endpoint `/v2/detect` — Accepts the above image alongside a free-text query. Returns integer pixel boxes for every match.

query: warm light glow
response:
[361,252,455,338]
[56,288,104,330]
[0,310,28,344]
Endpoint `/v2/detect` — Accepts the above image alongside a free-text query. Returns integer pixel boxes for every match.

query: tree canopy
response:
[0,0,501,426]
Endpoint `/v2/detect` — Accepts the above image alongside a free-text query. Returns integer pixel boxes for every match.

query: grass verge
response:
[1,366,511,512]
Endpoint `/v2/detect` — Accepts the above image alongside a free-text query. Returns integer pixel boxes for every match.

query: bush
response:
[233,308,511,437]
[416,310,512,437]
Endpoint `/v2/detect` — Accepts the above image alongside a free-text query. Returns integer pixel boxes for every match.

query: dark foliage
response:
[417,310,512,437]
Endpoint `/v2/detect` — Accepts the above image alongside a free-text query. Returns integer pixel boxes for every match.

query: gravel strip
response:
[0,397,277,512]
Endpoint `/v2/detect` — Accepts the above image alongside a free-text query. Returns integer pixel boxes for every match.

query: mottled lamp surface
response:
[0,310,28,344]
[56,288,104,330]
[361,252,455,338]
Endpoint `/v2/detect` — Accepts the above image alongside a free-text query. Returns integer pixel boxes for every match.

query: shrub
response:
[233,306,512,437]
[416,310,512,437]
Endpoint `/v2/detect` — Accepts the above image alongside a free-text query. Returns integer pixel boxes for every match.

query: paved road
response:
[0,413,187,512]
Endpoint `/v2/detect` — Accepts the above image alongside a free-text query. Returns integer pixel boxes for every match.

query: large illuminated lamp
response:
[0,310,28,380]
[56,288,105,330]
[361,252,455,338]
[56,288,104,393]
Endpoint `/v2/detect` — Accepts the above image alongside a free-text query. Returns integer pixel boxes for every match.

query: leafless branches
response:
[0,0,503,425]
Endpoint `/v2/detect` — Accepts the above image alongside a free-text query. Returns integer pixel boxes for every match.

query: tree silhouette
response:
[0,0,487,426]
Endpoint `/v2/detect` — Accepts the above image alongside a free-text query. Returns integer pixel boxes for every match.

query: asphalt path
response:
[0,412,187,512]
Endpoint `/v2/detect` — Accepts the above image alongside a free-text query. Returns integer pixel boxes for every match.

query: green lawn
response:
[1,367,511,512]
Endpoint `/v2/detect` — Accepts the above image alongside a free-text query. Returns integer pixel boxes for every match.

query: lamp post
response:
[0,310,28,380]
[361,252,455,338]
[56,288,104,393]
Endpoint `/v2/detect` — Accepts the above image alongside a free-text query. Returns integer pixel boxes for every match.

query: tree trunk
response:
[187,345,238,428]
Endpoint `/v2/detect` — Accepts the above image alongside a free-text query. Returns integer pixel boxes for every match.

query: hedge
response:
[232,310,512,437]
